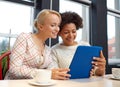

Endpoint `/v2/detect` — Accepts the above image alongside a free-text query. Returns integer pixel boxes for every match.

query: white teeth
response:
[67,38,73,41]
[52,32,57,36]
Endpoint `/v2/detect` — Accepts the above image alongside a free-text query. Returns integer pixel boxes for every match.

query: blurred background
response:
[0,0,120,74]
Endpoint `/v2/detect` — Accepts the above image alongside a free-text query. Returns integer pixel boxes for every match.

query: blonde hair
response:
[34,9,61,31]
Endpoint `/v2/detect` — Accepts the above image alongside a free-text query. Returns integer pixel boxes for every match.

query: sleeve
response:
[9,33,36,79]
[49,48,59,69]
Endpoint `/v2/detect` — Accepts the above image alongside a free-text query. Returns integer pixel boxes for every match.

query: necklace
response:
[32,34,45,56]
[40,43,45,56]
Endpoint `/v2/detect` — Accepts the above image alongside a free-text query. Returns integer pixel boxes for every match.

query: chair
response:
[0,51,11,80]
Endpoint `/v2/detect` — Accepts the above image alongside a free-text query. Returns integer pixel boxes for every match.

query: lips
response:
[52,32,58,37]
[66,38,74,42]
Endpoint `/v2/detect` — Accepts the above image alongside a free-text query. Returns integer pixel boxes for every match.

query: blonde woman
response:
[5,9,70,80]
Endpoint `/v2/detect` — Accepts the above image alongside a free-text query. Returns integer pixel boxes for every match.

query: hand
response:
[91,51,106,76]
[51,68,71,80]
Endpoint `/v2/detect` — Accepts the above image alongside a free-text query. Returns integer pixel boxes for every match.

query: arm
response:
[49,49,71,80]
[50,49,60,68]
[9,33,35,79]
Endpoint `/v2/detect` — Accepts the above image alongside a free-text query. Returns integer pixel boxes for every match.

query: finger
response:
[92,61,105,67]
[92,61,98,65]
[97,58,106,66]
[90,68,95,76]
[57,73,70,80]
[92,62,102,69]
[57,75,69,80]
[60,72,71,77]
[100,51,105,59]
[52,69,70,80]
[58,68,70,72]
[90,71,94,77]
[93,57,106,63]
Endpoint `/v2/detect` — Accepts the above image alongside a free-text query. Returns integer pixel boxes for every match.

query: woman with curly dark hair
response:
[51,11,106,79]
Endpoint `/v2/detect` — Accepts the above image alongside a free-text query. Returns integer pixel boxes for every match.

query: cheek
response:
[47,27,53,32]
[74,34,77,38]
[59,35,65,40]
[50,27,57,32]
[74,33,77,38]
[60,34,67,38]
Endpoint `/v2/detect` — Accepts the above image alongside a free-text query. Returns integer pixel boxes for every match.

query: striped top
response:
[5,33,55,79]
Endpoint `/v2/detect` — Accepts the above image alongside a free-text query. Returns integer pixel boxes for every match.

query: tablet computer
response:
[68,46,103,79]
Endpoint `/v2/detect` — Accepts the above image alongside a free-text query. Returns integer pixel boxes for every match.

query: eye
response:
[51,24,55,27]
[64,31,69,34]
[72,30,77,33]
[72,31,76,33]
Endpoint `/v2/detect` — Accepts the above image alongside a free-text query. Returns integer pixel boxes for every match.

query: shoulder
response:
[51,43,68,51]
[16,32,32,40]
[18,32,31,38]
[51,43,63,54]
[51,43,61,49]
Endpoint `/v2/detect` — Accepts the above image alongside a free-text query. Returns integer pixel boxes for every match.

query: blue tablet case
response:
[68,46,103,79]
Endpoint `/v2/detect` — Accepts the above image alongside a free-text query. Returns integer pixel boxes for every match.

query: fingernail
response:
[93,57,96,59]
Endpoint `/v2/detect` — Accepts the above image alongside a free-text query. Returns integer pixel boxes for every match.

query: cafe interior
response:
[0,0,120,87]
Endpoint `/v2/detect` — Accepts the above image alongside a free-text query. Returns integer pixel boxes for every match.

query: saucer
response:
[28,80,56,86]
[110,77,120,80]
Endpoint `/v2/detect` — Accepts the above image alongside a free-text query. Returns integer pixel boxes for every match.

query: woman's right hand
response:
[51,68,71,80]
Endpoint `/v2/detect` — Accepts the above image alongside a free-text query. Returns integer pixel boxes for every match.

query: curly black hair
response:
[60,11,83,32]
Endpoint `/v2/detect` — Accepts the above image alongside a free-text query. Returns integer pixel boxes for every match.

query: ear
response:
[37,23,44,31]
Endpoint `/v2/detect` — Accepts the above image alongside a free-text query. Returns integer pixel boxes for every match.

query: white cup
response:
[31,69,52,83]
[112,68,120,79]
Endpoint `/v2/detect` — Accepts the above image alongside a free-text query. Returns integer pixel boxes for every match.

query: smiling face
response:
[44,14,61,39]
[39,13,61,39]
[59,23,77,46]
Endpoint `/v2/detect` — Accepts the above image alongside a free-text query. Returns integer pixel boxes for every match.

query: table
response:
[0,75,119,87]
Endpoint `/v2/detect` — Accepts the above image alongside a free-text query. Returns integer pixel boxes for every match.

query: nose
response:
[68,32,73,37]
[56,26,60,32]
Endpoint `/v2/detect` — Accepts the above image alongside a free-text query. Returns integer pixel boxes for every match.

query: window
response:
[107,0,120,11]
[0,1,33,51]
[59,0,90,43]
[107,0,120,65]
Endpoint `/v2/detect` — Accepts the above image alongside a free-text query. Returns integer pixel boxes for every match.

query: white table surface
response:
[0,74,120,87]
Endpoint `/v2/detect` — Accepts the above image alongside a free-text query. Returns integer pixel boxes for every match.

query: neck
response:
[35,33,46,43]
[62,41,78,46]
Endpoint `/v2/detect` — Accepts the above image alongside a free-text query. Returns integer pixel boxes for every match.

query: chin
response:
[67,42,75,46]
[51,36,57,39]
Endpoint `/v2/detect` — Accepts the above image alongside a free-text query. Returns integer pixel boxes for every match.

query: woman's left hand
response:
[90,51,106,76]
